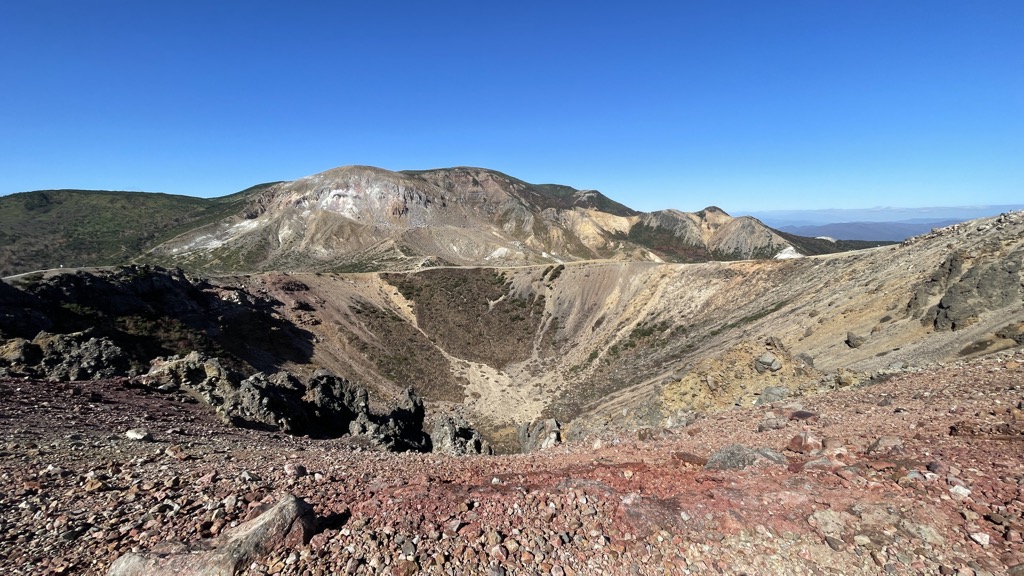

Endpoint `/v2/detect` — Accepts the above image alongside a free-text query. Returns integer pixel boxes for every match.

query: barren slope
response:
[233,211,1023,448]
[2,349,1022,574]
[3,212,1021,454]
[141,166,849,274]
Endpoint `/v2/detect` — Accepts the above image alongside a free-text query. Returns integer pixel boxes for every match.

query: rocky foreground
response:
[2,350,1023,575]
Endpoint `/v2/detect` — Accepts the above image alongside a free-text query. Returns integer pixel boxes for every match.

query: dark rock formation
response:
[139,357,436,452]
[517,418,562,453]
[233,372,310,434]
[431,414,493,455]
[0,330,131,381]
[909,249,1024,331]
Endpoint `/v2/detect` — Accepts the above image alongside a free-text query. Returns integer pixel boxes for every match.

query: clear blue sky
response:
[1,1,1020,212]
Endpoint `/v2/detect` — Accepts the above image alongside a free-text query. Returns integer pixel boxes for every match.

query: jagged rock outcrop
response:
[344,386,431,452]
[0,330,132,381]
[141,351,233,392]
[304,370,367,436]
[431,414,493,456]
[518,418,562,453]
[139,357,434,451]
[234,372,311,434]
[107,494,314,576]
[909,246,1024,331]
[930,249,1023,331]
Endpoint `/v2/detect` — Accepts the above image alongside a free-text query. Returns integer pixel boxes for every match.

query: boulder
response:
[755,386,789,406]
[754,352,783,373]
[517,419,562,453]
[230,372,309,434]
[107,494,314,576]
[431,414,493,456]
[30,331,132,381]
[704,444,787,470]
[795,352,815,368]
[845,332,866,348]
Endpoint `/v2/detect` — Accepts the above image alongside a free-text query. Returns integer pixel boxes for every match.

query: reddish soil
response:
[1,349,1023,575]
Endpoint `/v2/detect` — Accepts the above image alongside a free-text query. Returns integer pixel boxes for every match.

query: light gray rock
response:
[755,386,789,405]
[704,444,788,470]
[431,414,492,456]
[124,428,152,442]
[518,419,562,453]
[107,494,314,576]
[755,352,783,373]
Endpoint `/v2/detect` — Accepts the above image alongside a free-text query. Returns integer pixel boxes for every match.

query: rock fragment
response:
[125,428,152,442]
[107,494,314,576]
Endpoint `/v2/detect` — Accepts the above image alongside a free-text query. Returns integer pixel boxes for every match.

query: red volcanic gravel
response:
[2,349,1024,575]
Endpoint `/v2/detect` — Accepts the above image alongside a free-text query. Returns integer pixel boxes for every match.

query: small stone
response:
[788,431,823,454]
[846,332,866,348]
[985,512,1008,526]
[970,532,990,547]
[394,559,418,576]
[401,540,415,556]
[866,436,904,455]
[757,417,787,432]
[825,535,845,551]
[83,478,108,492]
[283,463,307,478]
[164,445,187,460]
[950,485,972,499]
[125,428,153,442]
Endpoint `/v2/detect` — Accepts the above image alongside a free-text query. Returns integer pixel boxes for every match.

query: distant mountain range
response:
[742,206,1024,241]
[0,165,887,277]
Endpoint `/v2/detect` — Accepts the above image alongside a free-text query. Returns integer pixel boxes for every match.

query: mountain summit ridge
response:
[0,165,886,277]
[143,165,878,274]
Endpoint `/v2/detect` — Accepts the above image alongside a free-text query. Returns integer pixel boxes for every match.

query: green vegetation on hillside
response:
[383,268,549,369]
[776,231,894,255]
[612,223,714,262]
[0,183,278,277]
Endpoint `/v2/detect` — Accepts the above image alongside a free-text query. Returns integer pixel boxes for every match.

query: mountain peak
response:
[698,206,730,217]
[1,164,887,277]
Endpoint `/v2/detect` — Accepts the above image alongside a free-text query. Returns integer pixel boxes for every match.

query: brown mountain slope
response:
[141,165,873,273]
[4,208,1018,451]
